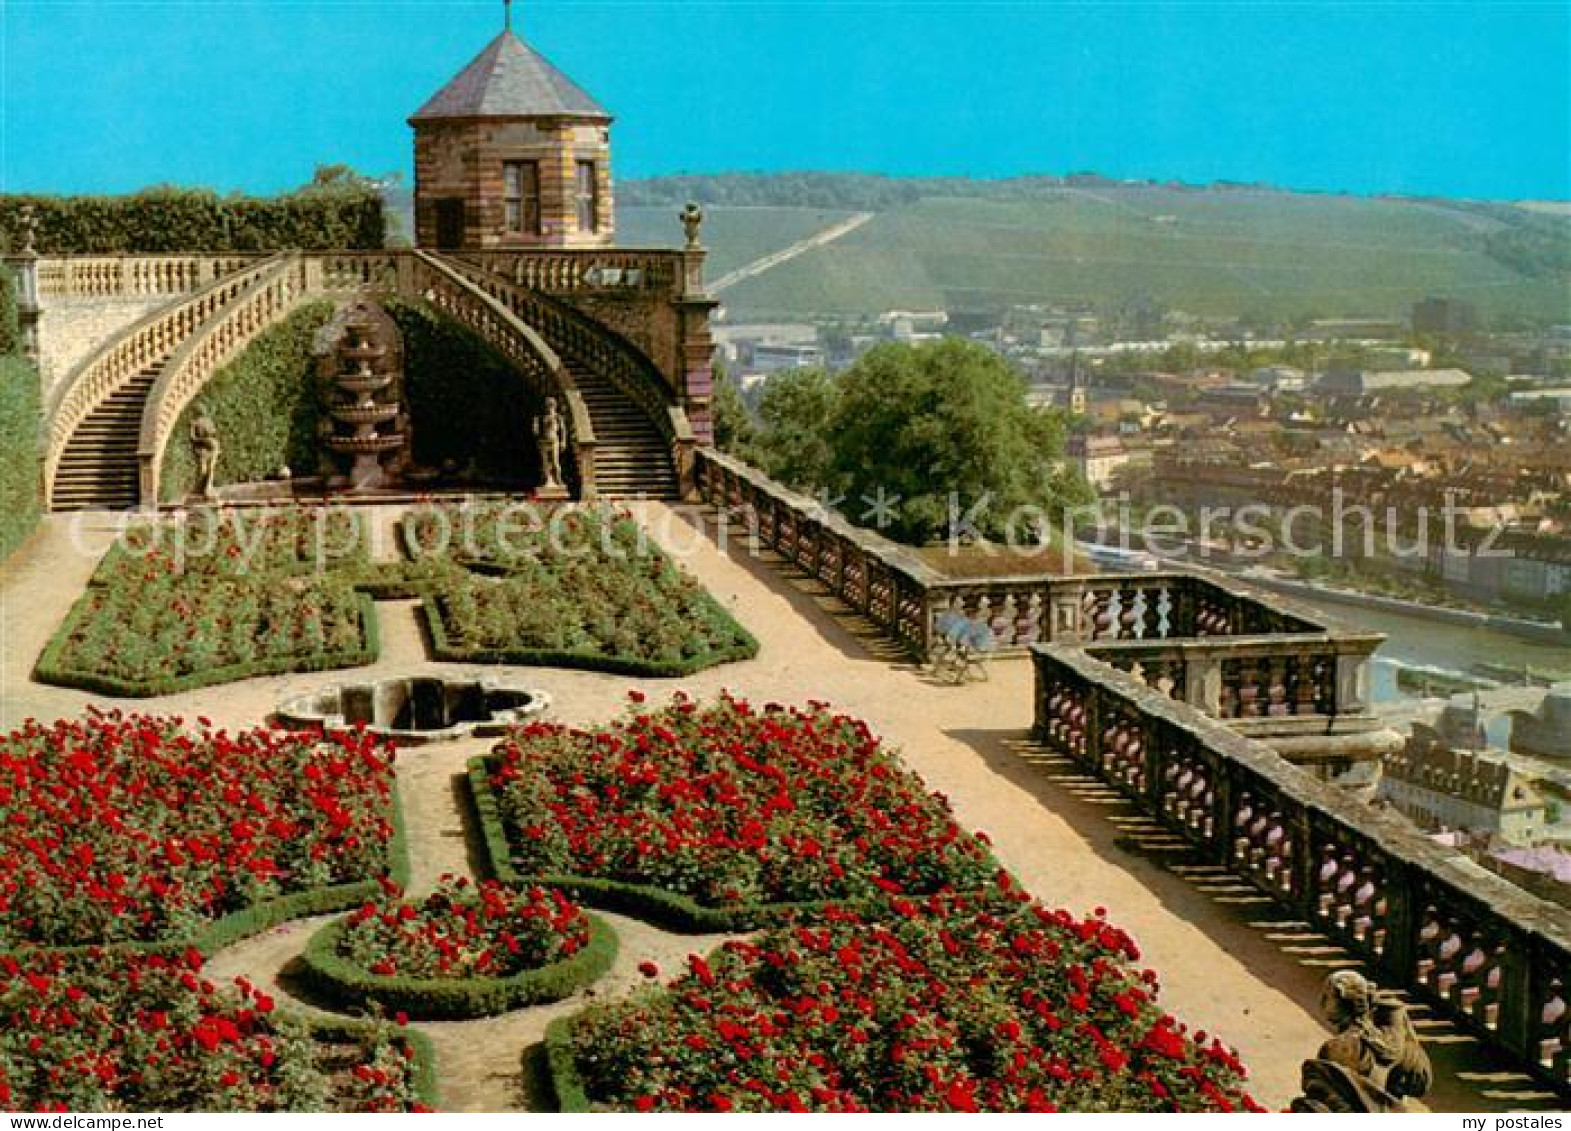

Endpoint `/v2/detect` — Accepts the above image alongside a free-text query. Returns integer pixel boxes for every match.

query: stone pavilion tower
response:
[410,10,614,250]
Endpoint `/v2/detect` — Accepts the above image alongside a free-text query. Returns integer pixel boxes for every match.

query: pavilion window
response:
[575,160,600,232]
[503,160,540,234]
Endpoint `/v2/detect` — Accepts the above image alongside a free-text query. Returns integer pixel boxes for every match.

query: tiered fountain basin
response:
[278,676,550,744]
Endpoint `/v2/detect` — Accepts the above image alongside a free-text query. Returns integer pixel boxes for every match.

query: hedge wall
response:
[160,302,335,501]
[0,187,384,253]
[0,356,41,565]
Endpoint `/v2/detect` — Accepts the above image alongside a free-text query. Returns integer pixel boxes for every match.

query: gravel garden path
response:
[0,504,1556,1112]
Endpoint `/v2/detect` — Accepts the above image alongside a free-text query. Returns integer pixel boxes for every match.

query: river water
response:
[1289,589,1570,703]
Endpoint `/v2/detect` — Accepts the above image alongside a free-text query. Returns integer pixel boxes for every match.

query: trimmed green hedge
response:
[468,757,896,933]
[0,357,40,565]
[298,911,617,1021]
[34,589,380,698]
[0,782,410,963]
[543,1015,592,1113]
[0,188,384,253]
[161,302,335,501]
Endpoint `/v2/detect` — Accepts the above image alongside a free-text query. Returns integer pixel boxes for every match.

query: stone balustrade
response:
[695,449,1360,659]
[43,255,291,506]
[137,256,311,503]
[1032,643,1571,1094]
[29,255,258,300]
[459,249,684,298]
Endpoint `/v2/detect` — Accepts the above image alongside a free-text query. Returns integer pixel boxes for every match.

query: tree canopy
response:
[739,339,1089,545]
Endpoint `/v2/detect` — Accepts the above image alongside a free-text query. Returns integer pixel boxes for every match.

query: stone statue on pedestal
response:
[535,396,566,497]
[190,406,221,501]
[1291,970,1432,1112]
[680,202,704,249]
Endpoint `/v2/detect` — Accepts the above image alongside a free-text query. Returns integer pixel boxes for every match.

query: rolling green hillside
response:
[616,204,856,279]
[612,180,1569,325]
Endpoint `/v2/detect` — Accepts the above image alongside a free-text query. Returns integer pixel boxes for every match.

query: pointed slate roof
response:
[411,30,609,123]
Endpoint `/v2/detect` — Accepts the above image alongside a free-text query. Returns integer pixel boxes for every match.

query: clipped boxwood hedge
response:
[0,187,384,254]
[34,589,380,698]
[543,1014,592,1113]
[0,356,40,566]
[467,756,915,934]
[298,910,617,1022]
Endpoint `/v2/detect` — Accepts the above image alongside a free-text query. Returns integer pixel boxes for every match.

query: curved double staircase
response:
[42,252,690,511]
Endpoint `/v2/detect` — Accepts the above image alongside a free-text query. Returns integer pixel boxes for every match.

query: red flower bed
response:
[487,693,995,909]
[0,711,396,949]
[0,948,426,1112]
[562,887,1262,1113]
[339,877,591,981]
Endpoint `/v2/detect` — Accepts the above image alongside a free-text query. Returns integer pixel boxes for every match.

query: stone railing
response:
[31,255,258,300]
[137,256,310,503]
[43,255,289,506]
[459,249,684,298]
[695,449,1355,660]
[1032,644,1571,1095]
[407,252,596,498]
[438,254,691,489]
[1084,631,1384,732]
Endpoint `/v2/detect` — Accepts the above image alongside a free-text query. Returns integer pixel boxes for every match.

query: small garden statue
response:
[190,406,221,501]
[680,201,704,249]
[535,396,567,499]
[1291,970,1432,1112]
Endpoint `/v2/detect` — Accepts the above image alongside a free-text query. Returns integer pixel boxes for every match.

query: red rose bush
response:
[338,877,590,980]
[0,948,426,1112]
[300,877,615,1019]
[0,711,397,949]
[558,888,1263,1113]
[481,693,996,919]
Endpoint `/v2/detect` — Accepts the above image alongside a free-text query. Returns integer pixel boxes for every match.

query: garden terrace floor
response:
[0,506,1560,1113]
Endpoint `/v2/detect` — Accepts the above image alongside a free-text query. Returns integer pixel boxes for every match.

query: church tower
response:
[410,5,614,250]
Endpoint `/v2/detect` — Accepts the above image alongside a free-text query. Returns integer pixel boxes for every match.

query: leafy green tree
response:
[826,340,1089,544]
[752,367,840,492]
[711,363,756,458]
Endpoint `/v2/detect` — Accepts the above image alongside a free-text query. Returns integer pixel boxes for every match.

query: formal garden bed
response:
[404,502,758,676]
[35,507,378,697]
[547,889,1263,1113]
[0,711,437,1112]
[470,692,998,931]
[0,948,434,1112]
[299,877,616,1020]
[0,712,405,952]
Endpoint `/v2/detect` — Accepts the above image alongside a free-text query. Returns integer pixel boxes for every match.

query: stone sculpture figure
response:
[680,201,704,249]
[535,396,565,490]
[1291,970,1432,1113]
[190,406,221,501]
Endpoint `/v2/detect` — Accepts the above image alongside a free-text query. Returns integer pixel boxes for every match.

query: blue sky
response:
[3,1,1567,200]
